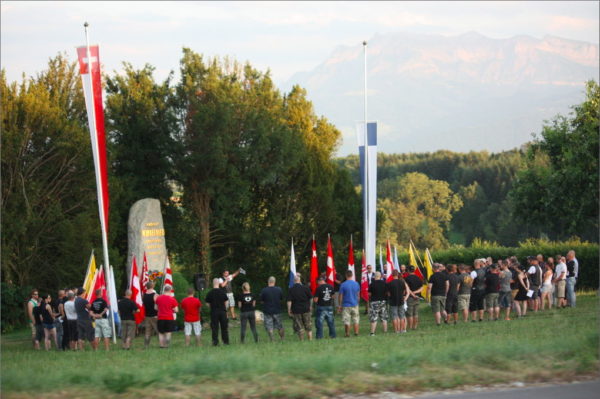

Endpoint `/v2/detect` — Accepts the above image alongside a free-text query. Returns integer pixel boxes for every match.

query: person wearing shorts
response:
[368,272,388,335]
[469,259,487,322]
[91,289,112,351]
[74,287,94,350]
[386,270,409,333]
[155,285,178,348]
[181,287,202,346]
[444,264,460,324]
[428,264,449,326]
[338,270,360,337]
[456,265,473,322]
[260,276,285,342]
[499,261,513,320]
[118,289,139,350]
[553,256,567,308]
[484,264,500,321]
[405,266,423,330]
[142,281,159,349]
[287,275,313,341]
[219,269,242,320]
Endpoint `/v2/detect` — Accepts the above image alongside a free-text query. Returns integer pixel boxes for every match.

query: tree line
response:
[1,50,598,298]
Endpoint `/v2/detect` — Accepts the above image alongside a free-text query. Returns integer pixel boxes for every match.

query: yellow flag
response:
[424,248,434,279]
[408,244,418,268]
[83,252,97,294]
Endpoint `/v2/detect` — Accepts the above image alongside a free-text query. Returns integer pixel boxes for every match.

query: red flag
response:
[347,236,355,277]
[88,267,107,303]
[140,252,149,294]
[360,250,369,302]
[326,235,336,286]
[163,257,174,295]
[385,240,394,282]
[130,256,145,325]
[76,45,109,233]
[414,265,425,280]
[309,238,319,295]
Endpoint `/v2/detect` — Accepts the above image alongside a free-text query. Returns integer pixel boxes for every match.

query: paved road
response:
[419,380,600,399]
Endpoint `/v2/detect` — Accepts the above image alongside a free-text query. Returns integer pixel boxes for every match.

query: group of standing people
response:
[26,251,580,350]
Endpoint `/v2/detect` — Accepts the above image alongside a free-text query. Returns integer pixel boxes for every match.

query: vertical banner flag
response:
[408,244,425,280]
[393,245,400,272]
[360,250,369,302]
[379,245,384,274]
[141,252,149,294]
[130,256,145,324]
[88,267,107,303]
[326,235,336,286]
[357,122,377,268]
[385,240,393,281]
[310,237,319,295]
[424,248,434,279]
[163,256,174,295]
[347,236,355,277]
[108,266,120,325]
[289,239,297,288]
[82,251,97,295]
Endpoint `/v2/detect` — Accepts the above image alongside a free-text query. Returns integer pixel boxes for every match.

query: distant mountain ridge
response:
[284,31,599,155]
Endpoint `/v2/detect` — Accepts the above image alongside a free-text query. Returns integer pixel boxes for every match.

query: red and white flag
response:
[163,256,174,295]
[385,240,394,282]
[88,267,107,303]
[130,256,145,324]
[326,235,336,286]
[140,252,149,294]
[360,250,369,302]
[347,236,355,277]
[309,237,319,294]
[76,45,109,235]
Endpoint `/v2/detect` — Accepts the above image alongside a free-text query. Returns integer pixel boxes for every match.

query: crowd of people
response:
[26,250,580,350]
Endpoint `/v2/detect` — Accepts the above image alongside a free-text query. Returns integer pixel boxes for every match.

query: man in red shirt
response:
[155,285,178,348]
[181,287,202,346]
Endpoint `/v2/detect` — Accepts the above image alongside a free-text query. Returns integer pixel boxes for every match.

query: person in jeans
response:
[314,276,336,339]
[499,261,513,320]
[338,270,360,337]
[181,287,202,346]
[52,290,66,351]
[405,266,423,330]
[260,276,285,342]
[205,279,229,346]
[287,275,313,341]
[368,272,388,336]
[117,289,139,350]
[387,270,409,333]
[27,289,40,350]
[237,282,258,343]
[566,250,578,307]
[484,264,501,321]
[428,264,449,326]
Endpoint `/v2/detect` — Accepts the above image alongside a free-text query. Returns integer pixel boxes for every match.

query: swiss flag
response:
[88,267,107,303]
[347,236,355,277]
[309,237,319,295]
[130,256,145,324]
[385,240,394,282]
[326,235,336,286]
[140,252,149,294]
[360,250,369,302]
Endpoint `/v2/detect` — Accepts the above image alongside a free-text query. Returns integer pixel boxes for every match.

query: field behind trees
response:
[1,295,598,399]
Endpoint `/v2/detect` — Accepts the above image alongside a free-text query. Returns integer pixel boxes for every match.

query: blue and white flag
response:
[393,245,400,271]
[289,239,297,288]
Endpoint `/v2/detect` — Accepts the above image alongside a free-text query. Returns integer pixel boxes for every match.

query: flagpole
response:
[84,22,115,343]
[362,40,369,270]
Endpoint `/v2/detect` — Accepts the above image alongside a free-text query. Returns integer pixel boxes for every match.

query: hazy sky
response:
[2,1,598,86]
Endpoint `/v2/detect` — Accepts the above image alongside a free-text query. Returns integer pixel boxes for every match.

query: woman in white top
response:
[540,261,554,310]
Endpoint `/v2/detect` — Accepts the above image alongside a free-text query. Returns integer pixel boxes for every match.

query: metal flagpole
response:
[363,40,369,271]
[84,22,116,343]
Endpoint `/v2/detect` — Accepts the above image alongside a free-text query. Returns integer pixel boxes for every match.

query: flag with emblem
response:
[326,235,336,286]
[309,236,319,294]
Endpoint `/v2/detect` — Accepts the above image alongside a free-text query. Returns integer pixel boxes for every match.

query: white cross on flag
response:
[326,235,336,286]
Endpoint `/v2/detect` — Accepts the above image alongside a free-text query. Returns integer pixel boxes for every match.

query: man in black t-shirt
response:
[387,270,409,333]
[118,290,139,350]
[368,272,388,335]
[91,291,111,351]
[205,278,229,346]
[405,266,423,330]
[314,276,336,339]
[260,276,285,341]
[287,275,313,341]
[485,265,501,321]
[444,265,460,324]
[428,264,449,326]
[142,281,159,349]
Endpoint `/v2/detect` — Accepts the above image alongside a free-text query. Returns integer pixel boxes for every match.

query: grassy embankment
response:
[2,294,598,399]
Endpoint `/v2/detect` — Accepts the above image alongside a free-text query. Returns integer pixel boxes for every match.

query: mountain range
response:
[283,31,599,156]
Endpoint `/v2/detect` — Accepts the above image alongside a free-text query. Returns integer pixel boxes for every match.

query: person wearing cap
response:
[155,285,179,348]
[314,276,336,339]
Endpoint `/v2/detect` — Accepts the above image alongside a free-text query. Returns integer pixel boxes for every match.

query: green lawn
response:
[2,295,598,399]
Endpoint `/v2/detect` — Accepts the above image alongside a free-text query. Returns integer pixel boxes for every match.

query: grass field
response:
[2,294,598,399]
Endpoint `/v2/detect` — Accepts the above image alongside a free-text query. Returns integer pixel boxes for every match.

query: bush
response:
[1,283,32,333]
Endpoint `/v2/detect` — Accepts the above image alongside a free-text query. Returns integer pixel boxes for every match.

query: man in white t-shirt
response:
[553,256,567,308]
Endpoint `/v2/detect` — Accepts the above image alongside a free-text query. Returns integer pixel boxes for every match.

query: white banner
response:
[357,122,377,269]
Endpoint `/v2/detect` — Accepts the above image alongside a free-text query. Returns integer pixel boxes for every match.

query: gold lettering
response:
[145,222,159,227]
[142,229,165,237]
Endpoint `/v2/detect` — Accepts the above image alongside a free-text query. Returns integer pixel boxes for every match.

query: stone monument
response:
[127,198,168,280]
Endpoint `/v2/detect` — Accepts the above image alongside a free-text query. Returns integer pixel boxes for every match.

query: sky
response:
[2,1,598,85]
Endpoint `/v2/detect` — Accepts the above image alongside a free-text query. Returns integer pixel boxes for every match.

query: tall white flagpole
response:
[84,22,116,343]
[362,40,369,271]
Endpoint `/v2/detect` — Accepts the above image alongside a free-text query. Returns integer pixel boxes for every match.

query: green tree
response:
[510,80,599,241]
[378,172,463,248]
